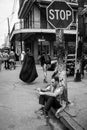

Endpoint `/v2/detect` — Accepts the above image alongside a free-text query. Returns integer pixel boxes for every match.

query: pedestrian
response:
[81,55,85,78]
[74,60,81,81]
[3,50,9,69]
[19,48,38,83]
[39,52,51,83]
[0,52,3,71]
[46,53,51,70]
[36,76,66,121]
[20,51,25,64]
[9,51,16,69]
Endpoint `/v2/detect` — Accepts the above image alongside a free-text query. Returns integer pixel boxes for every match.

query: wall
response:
[34,5,40,28]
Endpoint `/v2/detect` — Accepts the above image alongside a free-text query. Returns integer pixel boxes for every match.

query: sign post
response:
[47,0,73,104]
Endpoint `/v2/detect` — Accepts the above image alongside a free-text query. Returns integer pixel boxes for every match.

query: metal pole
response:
[20,33,22,53]
[7,17,10,48]
[74,18,78,79]
[74,0,85,81]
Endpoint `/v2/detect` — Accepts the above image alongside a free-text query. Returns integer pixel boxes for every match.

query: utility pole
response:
[74,0,85,81]
[56,29,69,104]
[7,17,10,49]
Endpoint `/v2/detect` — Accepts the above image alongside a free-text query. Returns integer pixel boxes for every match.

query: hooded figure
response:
[19,48,38,83]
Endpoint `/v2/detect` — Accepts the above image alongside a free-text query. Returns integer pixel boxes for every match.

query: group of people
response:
[19,49,67,124]
[0,50,16,71]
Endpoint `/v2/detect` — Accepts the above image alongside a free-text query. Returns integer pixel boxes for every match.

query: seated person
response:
[36,76,66,118]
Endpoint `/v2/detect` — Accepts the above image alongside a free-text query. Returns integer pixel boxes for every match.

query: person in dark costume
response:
[19,48,38,83]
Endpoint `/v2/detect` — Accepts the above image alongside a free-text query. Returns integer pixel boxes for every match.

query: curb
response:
[59,110,84,130]
[51,108,84,130]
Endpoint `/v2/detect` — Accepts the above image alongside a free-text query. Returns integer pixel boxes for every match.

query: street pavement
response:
[0,63,67,130]
[0,63,87,130]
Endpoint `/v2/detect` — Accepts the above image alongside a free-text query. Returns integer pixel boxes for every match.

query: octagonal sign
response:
[46,0,73,29]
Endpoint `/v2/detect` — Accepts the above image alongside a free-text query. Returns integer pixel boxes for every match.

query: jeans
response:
[39,95,61,116]
[5,60,9,69]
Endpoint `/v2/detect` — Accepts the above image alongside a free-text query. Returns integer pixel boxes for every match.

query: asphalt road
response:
[0,64,69,130]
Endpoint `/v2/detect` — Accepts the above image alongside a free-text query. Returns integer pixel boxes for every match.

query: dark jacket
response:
[19,52,38,83]
[40,54,51,66]
[40,54,46,66]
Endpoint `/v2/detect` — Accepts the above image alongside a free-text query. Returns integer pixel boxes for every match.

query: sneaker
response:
[39,107,44,111]
[44,110,49,118]
[55,113,60,118]
[44,115,49,125]
[35,107,44,115]
[38,110,44,115]
[43,79,48,83]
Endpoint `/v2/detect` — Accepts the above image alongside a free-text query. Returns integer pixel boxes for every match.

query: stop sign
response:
[46,0,73,29]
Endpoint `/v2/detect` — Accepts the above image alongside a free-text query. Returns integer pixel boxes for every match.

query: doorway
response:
[38,41,50,55]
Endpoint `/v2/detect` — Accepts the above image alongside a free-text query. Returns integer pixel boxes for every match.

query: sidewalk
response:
[59,73,87,130]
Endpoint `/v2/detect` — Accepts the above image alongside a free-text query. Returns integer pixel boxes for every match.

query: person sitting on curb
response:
[36,76,66,121]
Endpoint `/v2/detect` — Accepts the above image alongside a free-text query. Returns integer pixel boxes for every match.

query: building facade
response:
[10,0,78,63]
